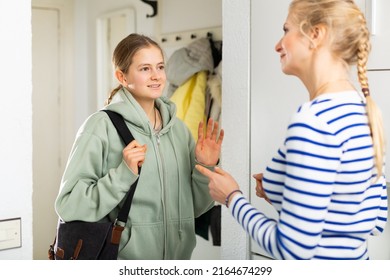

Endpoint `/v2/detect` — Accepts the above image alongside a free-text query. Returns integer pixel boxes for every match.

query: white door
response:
[32,6,61,260]
[32,0,74,259]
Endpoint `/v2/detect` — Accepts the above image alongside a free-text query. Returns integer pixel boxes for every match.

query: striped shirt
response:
[230,91,388,259]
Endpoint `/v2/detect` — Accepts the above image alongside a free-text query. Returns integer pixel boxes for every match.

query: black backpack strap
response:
[103,110,134,145]
[102,110,141,225]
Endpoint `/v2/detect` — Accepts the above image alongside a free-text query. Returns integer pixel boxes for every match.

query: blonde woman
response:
[197,0,387,259]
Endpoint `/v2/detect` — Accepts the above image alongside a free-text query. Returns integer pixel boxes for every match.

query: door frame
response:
[31,0,74,259]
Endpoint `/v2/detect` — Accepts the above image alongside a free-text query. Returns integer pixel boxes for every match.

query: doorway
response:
[32,0,74,259]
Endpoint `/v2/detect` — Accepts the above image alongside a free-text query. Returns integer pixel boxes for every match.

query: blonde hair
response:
[289,0,385,177]
[105,33,164,105]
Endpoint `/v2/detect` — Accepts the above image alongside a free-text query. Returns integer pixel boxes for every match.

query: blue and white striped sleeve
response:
[229,110,343,259]
[370,174,388,235]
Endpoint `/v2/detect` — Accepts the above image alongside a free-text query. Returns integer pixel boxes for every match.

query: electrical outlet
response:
[0,218,21,250]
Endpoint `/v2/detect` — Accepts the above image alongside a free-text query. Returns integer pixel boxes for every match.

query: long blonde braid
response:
[357,33,386,177]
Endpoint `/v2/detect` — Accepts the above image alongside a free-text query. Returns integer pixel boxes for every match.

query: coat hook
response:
[191,34,197,39]
[161,38,167,43]
[175,36,182,41]
[140,0,158,18]
[207,32,213,38]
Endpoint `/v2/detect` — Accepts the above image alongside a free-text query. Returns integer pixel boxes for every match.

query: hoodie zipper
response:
[155,132,168,259]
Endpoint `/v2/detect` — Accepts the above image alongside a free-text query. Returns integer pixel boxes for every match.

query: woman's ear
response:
[310,24,327,49]
[115,70,126,85]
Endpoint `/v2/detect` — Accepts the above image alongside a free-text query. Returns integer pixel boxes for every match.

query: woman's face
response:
[275,14,311,77]
[124,45,166,103]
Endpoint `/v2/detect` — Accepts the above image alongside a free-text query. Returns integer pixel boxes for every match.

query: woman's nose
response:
[275,39,282,53]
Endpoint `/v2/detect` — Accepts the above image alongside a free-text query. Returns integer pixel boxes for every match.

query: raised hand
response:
[195,118,224,166]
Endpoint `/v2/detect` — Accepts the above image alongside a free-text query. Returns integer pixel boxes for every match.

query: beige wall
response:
[0,0,33,260]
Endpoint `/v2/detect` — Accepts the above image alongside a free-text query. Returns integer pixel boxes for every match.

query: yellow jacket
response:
[170,71,207,140]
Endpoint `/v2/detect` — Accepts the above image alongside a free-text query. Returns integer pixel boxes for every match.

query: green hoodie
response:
[55,88,214,259]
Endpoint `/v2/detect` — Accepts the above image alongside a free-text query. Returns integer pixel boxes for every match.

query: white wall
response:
[220,0,251,259]
[0,0,33,259]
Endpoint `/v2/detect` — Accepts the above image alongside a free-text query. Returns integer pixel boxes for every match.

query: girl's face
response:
[124,46,166,103]
[275,14,312,77]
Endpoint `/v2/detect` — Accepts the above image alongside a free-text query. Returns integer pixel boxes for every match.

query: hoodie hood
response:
[104,87,177,135]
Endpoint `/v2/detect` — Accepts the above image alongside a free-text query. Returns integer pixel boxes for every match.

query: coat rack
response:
[159,27,222,46]
[140,0,158,18]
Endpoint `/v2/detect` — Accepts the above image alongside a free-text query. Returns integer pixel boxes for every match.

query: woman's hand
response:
[195,165,240,207]
[195,118,224,166]
[122,140,147,175]
[253,173,271,204]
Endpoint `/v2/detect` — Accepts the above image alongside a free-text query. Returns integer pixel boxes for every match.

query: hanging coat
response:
[170,71,208,140]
